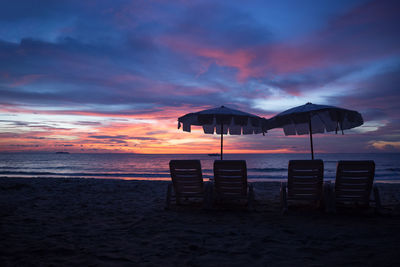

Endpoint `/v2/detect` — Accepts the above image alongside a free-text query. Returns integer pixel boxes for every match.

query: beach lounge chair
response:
[213,160,254,208]
[330,160,381,213]
[166,160,208,209]
[280,160,325,213]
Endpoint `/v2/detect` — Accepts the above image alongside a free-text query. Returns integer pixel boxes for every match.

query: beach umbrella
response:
[178,106,267,160]
[265,102,363,160]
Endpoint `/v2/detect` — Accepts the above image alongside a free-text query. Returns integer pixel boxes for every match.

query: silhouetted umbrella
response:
[178,106,267,160]
[265,102,363,160]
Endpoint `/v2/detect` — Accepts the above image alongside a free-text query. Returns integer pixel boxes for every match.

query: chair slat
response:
[336,183,368,190]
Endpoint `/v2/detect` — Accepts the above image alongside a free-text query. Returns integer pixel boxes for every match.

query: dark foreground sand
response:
[1,177,400,266]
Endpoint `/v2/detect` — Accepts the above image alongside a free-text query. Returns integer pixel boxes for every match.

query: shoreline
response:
[1,177,400,265]
[2,175,400,183]
[1,177,400,209]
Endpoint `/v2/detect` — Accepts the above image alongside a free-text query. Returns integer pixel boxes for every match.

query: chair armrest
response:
[248,183,254,195]
[281,181,287,190]
[248,184,255,210]
[373,185,382,214]
[165,183,172,210]
[280,182,288,214]
[203,181,213,209]
[323,181,332,213]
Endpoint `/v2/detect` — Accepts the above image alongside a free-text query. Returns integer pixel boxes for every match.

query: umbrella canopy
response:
[178,106,267,159]
[265,102,363,159]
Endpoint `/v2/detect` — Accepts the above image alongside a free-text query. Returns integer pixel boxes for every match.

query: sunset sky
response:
[0,0,399,154]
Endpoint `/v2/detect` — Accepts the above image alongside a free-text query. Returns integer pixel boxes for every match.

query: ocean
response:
[0,153,399,182]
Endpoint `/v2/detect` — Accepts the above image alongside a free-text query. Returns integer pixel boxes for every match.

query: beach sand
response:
[1,177,400,266]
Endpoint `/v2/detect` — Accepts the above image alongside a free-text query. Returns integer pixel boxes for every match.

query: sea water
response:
[0,153,399,182]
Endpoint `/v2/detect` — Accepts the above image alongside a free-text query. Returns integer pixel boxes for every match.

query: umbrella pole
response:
[309,120,314,160]
[220,124,223,160]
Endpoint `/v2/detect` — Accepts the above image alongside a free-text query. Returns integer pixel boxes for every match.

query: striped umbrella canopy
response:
[265,102,363,159]
[178,106,267,160]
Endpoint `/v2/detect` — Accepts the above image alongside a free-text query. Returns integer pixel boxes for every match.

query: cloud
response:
[0,120,30,126]
[76,121,102,126]
[88,135,157,141]
[88,135,129,139]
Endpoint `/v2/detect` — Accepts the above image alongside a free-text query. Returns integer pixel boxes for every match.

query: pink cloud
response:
[161,0,399,81]
[161,35,263,81]
[9,74,45,87]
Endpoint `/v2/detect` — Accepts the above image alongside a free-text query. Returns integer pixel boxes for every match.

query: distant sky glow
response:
[0,0,399,154]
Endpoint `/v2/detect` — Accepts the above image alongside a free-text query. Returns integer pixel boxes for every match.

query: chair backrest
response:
[169,160,204,198]
[335,160,375,207]
[287,160,324,201]
[214,160,247,198]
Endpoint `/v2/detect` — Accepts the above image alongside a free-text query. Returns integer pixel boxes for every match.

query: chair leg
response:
[165,183,172,210]
[280,182,288,214]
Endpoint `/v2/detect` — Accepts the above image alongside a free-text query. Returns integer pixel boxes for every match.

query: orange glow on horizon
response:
[0,103,368,154]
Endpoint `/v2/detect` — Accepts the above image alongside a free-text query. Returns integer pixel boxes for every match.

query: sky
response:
[0,0,399,154]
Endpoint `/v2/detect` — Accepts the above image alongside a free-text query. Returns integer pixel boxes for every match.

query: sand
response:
[0,177,400,266]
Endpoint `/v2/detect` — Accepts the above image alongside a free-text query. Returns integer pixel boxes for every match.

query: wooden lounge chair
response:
[166,160,208,209]
[280,160,325,213]
[330,160,381,213]
[213,160,254,208]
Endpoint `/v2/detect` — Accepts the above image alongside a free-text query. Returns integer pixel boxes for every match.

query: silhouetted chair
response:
[330,160,381,213]
[213,160,254,208]
[166,160,209,209]
[280,160,325,213]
